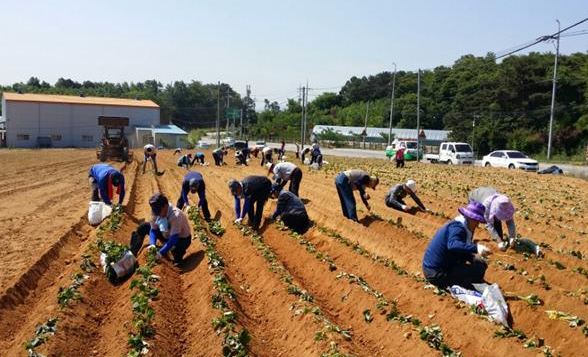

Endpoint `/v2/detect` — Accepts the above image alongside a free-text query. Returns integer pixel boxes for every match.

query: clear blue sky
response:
[1,0,586,107]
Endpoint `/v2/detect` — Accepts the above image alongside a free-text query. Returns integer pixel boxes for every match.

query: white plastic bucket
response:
[88,201,112,226]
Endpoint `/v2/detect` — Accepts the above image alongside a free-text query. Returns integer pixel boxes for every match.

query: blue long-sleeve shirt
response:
[181,171,206,207]
[89,164,125,205]
[422,221,478,272]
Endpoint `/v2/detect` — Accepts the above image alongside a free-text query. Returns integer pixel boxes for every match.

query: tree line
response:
[251,52,588,158]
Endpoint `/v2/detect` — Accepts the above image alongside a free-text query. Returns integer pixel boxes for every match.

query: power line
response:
[495,17,588,59]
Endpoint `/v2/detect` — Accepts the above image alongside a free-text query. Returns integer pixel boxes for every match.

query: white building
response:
[2,92,160,148]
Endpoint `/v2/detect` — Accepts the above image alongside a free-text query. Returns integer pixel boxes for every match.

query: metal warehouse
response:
[1,92,160,148]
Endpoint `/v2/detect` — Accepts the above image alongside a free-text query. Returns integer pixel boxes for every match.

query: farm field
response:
[0,148,586,356]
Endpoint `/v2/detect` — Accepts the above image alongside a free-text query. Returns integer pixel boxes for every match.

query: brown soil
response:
[0,148,586,356]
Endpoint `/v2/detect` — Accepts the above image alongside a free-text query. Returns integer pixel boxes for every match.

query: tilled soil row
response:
[160,155,338,356]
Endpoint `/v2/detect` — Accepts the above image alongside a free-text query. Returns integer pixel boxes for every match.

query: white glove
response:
[477,244,491,257]
[234,218,243,224]
[497,241,509,252]
[401,205,409,211]
[147,244,157,251]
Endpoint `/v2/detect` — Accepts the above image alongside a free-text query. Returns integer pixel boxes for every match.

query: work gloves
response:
[234,217,243,224]
[477,244,491,257]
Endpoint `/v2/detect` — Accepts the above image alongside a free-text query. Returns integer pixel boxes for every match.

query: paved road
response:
[201,137,588,179]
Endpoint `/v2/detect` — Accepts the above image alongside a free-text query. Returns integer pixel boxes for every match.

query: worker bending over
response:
[422,201,491,289]
[89,163,126,206]
[177,154,193,169]
[143,144,159,174]
[192,152,206,166]
[177,171,211,220]
[334,169,379,222]
[229,175,272,230]
[267,161,303,197]
[212,148,227,166]
[261,146,273,166]
[269,183,310,234]
[468,187,517,251]
[385,179,428,214]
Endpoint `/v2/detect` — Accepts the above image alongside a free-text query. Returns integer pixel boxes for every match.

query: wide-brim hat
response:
[488,194,515,222]
[458,201,486,223]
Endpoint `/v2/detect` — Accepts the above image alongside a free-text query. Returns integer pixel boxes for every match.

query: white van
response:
[425,142,474,165]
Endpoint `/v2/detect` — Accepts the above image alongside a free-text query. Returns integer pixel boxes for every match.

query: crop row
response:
[188,207,250,357]
[276,221,460,356]
[24,205,124,357]
[236,223,353,356]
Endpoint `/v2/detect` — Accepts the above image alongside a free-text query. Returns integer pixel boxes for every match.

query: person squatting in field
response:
[177,153,193,169]
[468,187,519,252]
[385,179,429,214]
[176,171,211,220]
[269,183,310,234]
[301,147,311,163]
[146,192,192,267]
[142,144,159,174]
[260,146,273,166]
[89,163,126,206]
[267,161,303,197]
[335,169,379,222]
[229,175,272,230]
[212,147,227,166]
[395,144,405,168]
[422,201,491,290]
[192,151,206,166]
[310,143,323,166]
[278,140,286,160]
[235,150,248,166]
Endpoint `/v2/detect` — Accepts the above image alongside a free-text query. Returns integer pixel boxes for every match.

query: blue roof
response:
[312,125,449,141]
[136,124,188,135]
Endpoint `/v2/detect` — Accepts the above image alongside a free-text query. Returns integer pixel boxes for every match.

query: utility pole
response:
[300,86,306,148]
[303,80,309,146]
[225,92,231,133]
[472,114,479,157]
[216,81,221,147]
[245,85,251,139]
[547,19,560,160]
[363,101,370,149]
[239,109,243,138]
[387,63,397,146]
[416,69,421,162]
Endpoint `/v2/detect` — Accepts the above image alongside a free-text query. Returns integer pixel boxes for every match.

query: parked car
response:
[254,141,266,149]
[385,139,422,161]
[197,141,211,149]
[424,142,474,165]
[483,150,539,171]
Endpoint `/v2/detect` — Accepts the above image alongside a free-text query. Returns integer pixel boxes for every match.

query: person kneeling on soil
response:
[142,144,159,174]
[192,151,206,166]
[422,201,491,290]
[268,183,310,234]
[385,179,429,214]
[176,171,211,220]
[147,193,192,267]
[89,163,126,206]
[177,153,193,169]
[267,161,303,197]
[468,187,518,252]
[228,175,272,230]
[334,169,379,222]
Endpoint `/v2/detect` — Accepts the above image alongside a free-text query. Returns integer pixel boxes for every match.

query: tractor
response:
[96,116,133,162]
